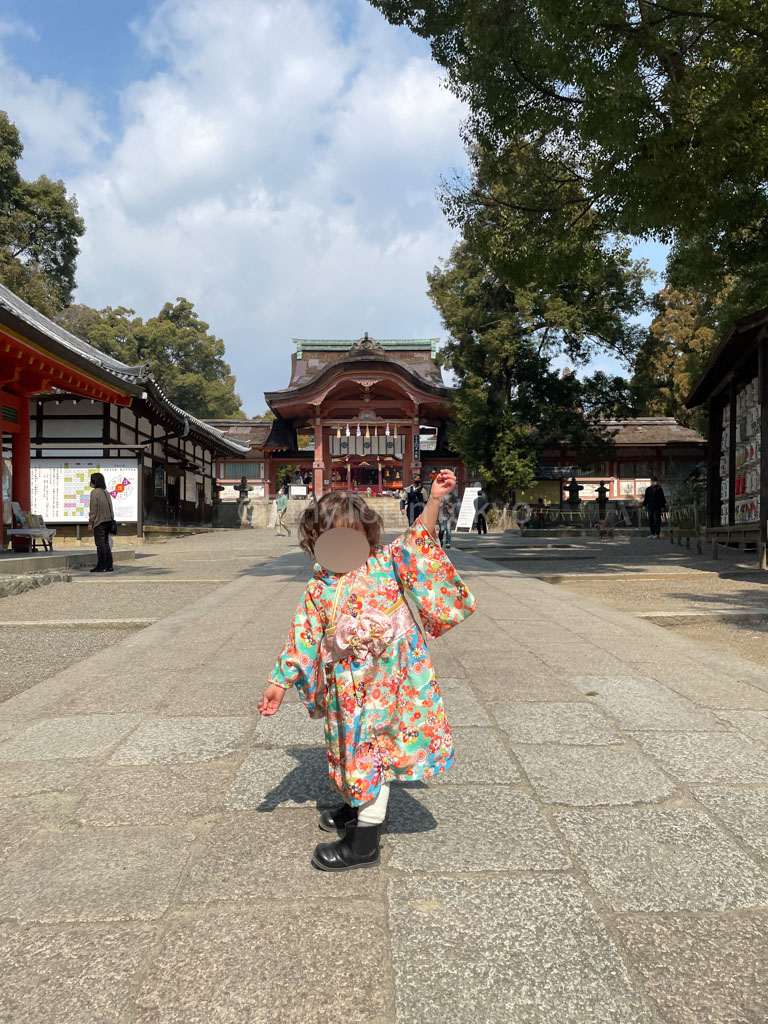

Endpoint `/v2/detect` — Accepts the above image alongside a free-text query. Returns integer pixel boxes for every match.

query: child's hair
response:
[298,490,383,557]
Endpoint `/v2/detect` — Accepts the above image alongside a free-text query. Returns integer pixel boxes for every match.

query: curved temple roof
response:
[0,283,249,456]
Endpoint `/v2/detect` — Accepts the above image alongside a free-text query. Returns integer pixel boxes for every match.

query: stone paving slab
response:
[714,709,768,747]
[0,715,142,762]
[431,726,522,785]
[474,674,590,702]
[250,702,326,747]
[436,684,493,727]
[633,730,768,783]
[0,792,79,861]
[74,763,236,826]
[493,701,622,745]
[134,903,392,1024]
[389,876,652,1024]
[515,745,677,806]
[693,786,768,859]
[613,911,768,1024]
[180,810,385,903]
[570,675,726,732]
[225,746,336,810]
[0,759,93,798]
[0,827,197,923]
[108,716,250,765]
[386,786,569,871]
[555,808,768,911]
[0,921,161,1024]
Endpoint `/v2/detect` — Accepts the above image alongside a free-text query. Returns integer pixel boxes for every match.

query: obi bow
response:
[328,611,395,663]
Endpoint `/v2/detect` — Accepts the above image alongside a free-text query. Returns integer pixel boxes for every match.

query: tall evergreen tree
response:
[58,299,244,419]
[0,112,84,315]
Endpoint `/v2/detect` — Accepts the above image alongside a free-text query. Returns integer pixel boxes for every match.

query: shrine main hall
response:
[209,335,465,499]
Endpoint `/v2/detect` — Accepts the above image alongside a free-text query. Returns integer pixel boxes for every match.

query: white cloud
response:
[0,20,106,174]
[3,0,468,413]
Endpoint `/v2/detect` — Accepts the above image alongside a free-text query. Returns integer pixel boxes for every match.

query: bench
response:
[6,503,56,552]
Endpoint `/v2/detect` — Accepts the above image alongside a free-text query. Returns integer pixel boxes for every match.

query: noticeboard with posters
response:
[30,459,139,522]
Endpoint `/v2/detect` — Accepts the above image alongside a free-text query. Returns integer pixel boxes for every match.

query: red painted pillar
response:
[313,417,325,497]
[12,397,31,511]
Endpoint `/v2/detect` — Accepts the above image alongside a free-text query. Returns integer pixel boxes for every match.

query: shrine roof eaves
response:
[0,282,248,456]
[294,338,439,356]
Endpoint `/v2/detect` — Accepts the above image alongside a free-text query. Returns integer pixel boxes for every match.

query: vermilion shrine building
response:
[223,336,465,498]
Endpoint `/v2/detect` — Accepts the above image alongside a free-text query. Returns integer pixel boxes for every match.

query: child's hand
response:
[258,684,287,716]
[430,469,456,499]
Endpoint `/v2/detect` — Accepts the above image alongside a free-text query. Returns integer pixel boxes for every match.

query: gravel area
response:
[0,582,220,622]
[673,619,768,671]
[0,529,303,705]
[0,627,139,702]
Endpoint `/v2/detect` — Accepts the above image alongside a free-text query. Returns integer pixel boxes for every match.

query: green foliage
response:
[0,112,84,314]
[370,0,768,309]
[631,286,721,431]
[58,299,244,419]
[429,226,643,501]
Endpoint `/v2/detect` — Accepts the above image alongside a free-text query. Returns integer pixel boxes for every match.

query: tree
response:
[429,238,642,502]
[631,286,720,431]
[0,112,85,315]
[369,1,768,304]
[58,299,244,419]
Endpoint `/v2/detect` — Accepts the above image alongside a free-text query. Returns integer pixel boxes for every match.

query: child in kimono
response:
[258,469,476,872]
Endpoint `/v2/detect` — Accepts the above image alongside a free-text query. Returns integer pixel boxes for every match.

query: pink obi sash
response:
[324,598,414,664]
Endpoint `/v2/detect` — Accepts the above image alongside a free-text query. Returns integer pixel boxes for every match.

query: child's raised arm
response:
[420,469,456,537]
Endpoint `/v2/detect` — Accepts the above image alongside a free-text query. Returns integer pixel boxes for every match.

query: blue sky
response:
[1,0,667,412]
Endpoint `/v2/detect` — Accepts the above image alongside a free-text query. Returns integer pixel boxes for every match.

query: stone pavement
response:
[2,533,768,1023]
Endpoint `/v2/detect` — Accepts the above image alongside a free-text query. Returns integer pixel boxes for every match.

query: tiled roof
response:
[602,417,705,446]
[0,281,146,384]
[203,419,273,448]
[294,337,438,356]
[0,282,248,456]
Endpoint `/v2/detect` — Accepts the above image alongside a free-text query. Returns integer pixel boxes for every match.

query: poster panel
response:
[30,459,139,522]
[455,485,481,531]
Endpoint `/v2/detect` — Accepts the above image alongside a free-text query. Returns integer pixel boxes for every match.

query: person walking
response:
[643,475,667,539]
[88,473,115,573]
[437,491,456,548]
[275,486,291,537]
[258,469,476,871]
[474,488,488,535]
[402,482,426,527]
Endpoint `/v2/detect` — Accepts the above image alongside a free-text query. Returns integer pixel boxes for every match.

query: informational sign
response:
[455,485,481,532]
[30,459,139,523]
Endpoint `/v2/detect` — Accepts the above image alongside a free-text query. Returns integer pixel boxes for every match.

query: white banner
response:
[31,459,139,523]
[455,486,481,531]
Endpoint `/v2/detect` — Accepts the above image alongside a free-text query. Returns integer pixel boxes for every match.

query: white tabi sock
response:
[357,782,390,825]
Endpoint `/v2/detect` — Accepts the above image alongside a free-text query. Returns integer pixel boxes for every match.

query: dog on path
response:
[595,521,614,539]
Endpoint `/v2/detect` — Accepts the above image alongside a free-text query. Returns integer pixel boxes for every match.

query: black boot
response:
[312,822,381,872]
[318,803,358,834]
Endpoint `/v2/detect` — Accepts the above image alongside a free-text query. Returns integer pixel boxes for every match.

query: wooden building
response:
[0,282,248,543]
[686,306,768,557]
[255,335,463,497]
[529,418,707,506]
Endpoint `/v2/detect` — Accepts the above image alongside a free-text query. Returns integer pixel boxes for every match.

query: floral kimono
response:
[267,520,476,805]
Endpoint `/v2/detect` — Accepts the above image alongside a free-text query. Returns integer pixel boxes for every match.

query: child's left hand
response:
[258,684,287,716]
[430,469,456,498]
